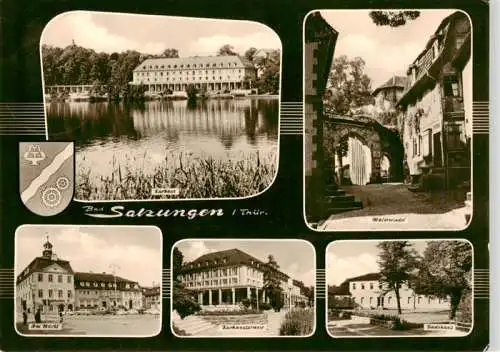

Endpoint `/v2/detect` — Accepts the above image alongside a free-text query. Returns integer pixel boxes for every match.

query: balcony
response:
[415,48,436,81]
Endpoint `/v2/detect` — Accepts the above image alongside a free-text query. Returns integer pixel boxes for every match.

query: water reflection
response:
[47,99,278,154]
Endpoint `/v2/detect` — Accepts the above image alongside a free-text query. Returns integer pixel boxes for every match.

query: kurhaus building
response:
[129,56,257,94]
[330,273,449,311]
[177,249,307,309]
[397,11,472,189]
[17,238,144,315]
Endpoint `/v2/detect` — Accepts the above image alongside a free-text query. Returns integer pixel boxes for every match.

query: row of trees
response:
[42,43,281,102]
[172,248,312,318]
[377,240,471,320]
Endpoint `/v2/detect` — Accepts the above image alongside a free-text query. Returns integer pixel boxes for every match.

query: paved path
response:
[321,183,468,230]
[264,310,288,336]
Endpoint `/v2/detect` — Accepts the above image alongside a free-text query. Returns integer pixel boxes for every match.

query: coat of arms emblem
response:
[19,142,74,216]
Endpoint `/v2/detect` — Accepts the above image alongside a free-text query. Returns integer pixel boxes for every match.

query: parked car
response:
[115,309,128,315]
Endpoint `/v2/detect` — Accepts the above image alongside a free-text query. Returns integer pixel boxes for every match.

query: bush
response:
[241,298,251,309]
[456,289,472,325]
[279,309,314,336]
[259,302,272,311]
[172,282,201,319]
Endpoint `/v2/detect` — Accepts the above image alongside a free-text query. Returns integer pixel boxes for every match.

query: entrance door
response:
[349,137,370,185]
[129,300,133,309]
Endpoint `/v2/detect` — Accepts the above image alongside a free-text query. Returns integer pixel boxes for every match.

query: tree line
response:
[41,43,281,102]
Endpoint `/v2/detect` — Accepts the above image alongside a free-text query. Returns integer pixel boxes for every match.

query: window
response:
[388,297,392,304]
[360,297,364,304]
[352,283,356,290]
[56,275,62,283]
[369,297,373,304]
[418,135,422,156]
[361,284,365,290]
[38,273,43,282]
[79,282,84,287]
[68,290,72,298]
[445,123,466,151]
[443,75,461,97]
[408,297,411,304]
[48,289,53,298]
[67,276,71,283]
[58,290,63,298]
[370,283,373,290]
[38,289,43,298]
[48,274,53,282]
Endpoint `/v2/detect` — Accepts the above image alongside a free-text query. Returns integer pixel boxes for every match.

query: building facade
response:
[129,56,257,94]
[177,249,307,309]
[142,286,161,310]
[16,239,75,316]
[332,273,449,311]
[74,272,143,310]
[397,11,472,189]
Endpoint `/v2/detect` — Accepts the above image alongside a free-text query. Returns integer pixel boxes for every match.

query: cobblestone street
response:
[321,183,469,230]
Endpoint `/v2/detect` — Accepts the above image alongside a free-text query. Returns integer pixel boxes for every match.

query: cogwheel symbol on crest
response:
[42,187,62,208]
[56,176,70,190]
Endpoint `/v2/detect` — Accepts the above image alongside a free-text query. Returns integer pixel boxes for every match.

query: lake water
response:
[47,98,279,200]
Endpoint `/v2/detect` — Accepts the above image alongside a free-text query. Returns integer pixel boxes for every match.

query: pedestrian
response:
[35,308,41,323]
[22,310,27,325]
[59,310,63,323]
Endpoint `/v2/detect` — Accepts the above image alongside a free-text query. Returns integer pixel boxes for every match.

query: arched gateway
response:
[323,114,404,186]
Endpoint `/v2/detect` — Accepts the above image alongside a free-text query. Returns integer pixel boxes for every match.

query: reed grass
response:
[76,150,277,200]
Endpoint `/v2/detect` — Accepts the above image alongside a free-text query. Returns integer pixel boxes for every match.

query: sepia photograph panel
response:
[171,239,315,338]
[41,11,281,201]
[326,239,473,338]
[304,10,472,231]
[14,225,162,337]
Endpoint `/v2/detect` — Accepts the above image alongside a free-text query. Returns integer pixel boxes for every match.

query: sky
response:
[41,11,281,56]
[327,240,438,286]
[16,225,162,288]
[320,9,456,89]
[175,240,316,287]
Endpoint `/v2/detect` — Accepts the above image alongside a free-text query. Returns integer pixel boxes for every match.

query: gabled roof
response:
[186,248,264,268]
[346,272,382,282]
[134,55,254,71]
[74,272,136,284]
[180,248,290,279]
[16,256,73,284]
[142,286,161,297]
[372,76,407,96]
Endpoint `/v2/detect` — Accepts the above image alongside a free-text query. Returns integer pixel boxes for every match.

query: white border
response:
[325,238,475,339]
[13,224,163,338]
[39,10,283,203]
[169,238,317,338]
[302,9,475,232]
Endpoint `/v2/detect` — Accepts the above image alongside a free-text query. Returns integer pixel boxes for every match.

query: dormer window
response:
[101,283,105,287]
[79,282,84,287]
[214,260,218,265]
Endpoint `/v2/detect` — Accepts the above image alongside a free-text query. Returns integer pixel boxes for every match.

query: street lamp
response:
[109,264,120,308]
